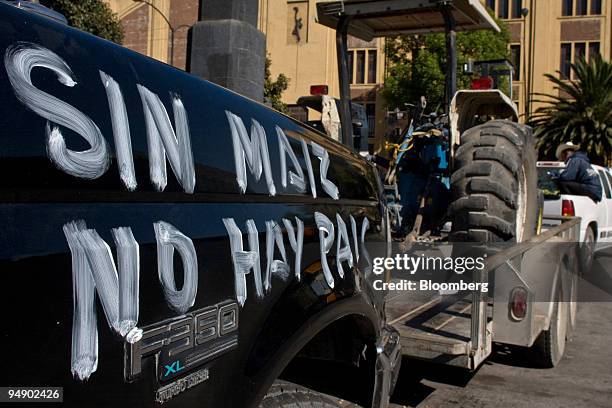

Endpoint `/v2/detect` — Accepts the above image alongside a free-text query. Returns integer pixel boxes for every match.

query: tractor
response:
[315,1,577,374]
[316,0,540,247]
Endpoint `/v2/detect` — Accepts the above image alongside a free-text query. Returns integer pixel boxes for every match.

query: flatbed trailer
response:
[386,216,580,369]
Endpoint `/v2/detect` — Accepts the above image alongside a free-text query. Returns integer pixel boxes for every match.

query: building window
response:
[562,0,601,16]
[488,0,525,19]
[560,43,572,79]
[588,42,600,60]
[562,0,573,16]
[591,0,602,14]
[348,51,354,83]
[348,49,378,85]
[560,41,599,79]
[510,44,521,81]
[355,50,366,84]
[511,0,523,18]
[367,50,377,84]
[573,43,586,79]
[574,42,586,62]
[498,0,509,19]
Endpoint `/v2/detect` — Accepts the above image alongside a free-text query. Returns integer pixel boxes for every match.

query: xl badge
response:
[125,300,239,382]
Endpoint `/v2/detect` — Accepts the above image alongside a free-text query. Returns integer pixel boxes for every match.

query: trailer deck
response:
[386,288,492,369]
[385,216,581,370]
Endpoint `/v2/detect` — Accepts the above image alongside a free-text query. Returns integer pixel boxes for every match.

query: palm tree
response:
[530,55,612,165]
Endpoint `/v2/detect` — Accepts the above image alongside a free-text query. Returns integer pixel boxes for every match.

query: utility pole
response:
[526,0,536,119]
[521,7,530,120]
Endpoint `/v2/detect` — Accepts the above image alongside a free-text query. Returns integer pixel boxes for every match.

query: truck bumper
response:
[372,324,402,408]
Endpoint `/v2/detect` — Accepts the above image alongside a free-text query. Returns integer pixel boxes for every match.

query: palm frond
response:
[529,55,612,165]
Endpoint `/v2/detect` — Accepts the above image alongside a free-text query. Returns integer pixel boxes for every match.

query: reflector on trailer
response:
[509,287,528,321]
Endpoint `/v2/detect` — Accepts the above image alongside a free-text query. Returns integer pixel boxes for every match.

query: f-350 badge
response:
[125,300,239,382]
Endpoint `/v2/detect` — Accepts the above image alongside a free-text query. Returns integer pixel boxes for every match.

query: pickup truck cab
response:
[538,161,612,269]
[0,3,400,407]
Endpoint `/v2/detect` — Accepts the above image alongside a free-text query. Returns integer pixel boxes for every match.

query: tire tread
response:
[449,119,537,243]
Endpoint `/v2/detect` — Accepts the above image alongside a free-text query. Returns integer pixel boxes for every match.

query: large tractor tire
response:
[449,120,539,243]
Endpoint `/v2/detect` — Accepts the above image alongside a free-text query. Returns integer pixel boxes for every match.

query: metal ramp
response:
[386,287,492,369]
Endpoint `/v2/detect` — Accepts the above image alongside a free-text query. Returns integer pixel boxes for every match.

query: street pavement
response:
[387,248,612,408]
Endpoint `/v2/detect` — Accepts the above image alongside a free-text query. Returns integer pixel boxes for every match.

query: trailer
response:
[317,0,581,373]
[385,215,580,369]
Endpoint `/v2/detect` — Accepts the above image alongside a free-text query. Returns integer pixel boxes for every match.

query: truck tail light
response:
[562,199,575,217]
[509,287,528,321]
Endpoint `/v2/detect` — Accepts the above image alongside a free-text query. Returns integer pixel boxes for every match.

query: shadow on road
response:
[388,249,612,407]
[580,249,612,300]
[484,343,542,369]
[390,357,478,406]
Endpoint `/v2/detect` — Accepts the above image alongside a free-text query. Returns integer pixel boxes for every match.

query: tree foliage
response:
[382,18,510,111]
[264,56,290,113]
[530,55,612,165]
[40,0,124,44]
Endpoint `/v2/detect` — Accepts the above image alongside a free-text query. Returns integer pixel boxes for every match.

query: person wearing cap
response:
[553,142,602,202]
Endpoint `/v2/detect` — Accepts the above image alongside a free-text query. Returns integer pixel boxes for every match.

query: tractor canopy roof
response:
[316,0,500,40]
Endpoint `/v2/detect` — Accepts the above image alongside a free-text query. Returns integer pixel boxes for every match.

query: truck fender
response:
[246,292,383,407]
[541,249,575,330]
[449,90,519,159]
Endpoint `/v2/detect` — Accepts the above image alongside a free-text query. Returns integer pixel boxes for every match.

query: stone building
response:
[105,0,198,71]
[257,0,387,151]
[104,1,386,151]
[486,0,611,118]
[105,0,612,149]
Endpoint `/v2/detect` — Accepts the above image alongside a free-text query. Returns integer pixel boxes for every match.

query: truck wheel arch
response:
[545,251,573,327]
[449,90,519,158]
[580,222,597,272]
[587,222,597,241]
[248,296,381,407]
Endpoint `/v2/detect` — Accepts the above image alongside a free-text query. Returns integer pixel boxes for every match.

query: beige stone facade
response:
[258,0,387,151]
[107,0,611,145]
[105,1,387,151]
[487,0,611,120]
[106,0,198,70]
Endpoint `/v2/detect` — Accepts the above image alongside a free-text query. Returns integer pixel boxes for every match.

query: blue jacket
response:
[558,151,603,200]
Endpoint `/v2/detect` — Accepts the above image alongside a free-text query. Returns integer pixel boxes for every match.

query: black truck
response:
[0,3,400,407]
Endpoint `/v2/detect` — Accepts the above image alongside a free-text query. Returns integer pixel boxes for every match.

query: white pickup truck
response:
[538,161,612,270]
